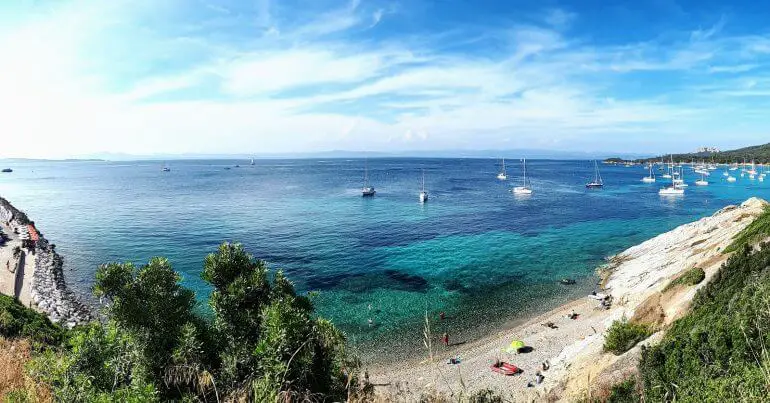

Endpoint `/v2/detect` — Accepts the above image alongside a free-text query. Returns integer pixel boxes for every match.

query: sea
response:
[0,159,767,363]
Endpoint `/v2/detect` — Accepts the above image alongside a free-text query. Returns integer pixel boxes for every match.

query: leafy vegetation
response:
[27,242,365,402]
[603,318,651,356]
[0,294,63,347]
[662,267,705,291]
[639,242,770,401]
[605,379,640,403]
[725,205,770,253]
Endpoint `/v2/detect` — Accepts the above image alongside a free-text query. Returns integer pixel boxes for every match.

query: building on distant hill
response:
[695,147,720,153]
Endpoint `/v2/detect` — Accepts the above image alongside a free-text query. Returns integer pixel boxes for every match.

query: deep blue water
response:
[1,159,768,362]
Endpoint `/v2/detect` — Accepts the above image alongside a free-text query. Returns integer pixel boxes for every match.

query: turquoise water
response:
[0,159,767,362]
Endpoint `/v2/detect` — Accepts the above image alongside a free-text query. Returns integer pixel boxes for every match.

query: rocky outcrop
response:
[0,197,92,327]
[548,197,769,400]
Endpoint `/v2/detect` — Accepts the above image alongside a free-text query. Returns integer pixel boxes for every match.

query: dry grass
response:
[0,338,51,402]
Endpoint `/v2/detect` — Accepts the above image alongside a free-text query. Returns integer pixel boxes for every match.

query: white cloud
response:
[4,1,770,158]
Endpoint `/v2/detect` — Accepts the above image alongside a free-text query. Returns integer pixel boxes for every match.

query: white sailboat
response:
[512,158,533,195]
[661,155,673,179]
[727,175,737,182]
[695,172,708,186]
[497,158,507,180]
[585,160,604,188]
[659,174,685,195]
[641,164,656,183]
[362,161,376,197]
[419,170,428,203]
[250,158,255,166]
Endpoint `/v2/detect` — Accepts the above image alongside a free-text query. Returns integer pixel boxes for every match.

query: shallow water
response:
[0,159,767,362]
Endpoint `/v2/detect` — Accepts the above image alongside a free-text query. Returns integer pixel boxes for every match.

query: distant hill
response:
[637,143,770,164]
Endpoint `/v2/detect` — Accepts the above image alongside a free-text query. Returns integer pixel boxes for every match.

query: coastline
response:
[0,197,91,327]
[369,197,769,401]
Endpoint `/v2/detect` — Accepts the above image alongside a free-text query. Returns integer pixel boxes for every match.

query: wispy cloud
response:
[3,0,770,158]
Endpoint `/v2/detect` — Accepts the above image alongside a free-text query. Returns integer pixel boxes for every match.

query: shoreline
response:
[0,197,91,327]
[369,198,769,400]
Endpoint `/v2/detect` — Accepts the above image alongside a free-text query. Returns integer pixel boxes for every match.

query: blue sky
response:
[2,0,770,158]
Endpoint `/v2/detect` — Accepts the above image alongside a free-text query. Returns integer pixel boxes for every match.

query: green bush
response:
[606,379,640,403]
[640,243,770,401]
[725,205,770,253]
[603,318,651,356]
[663,267,705,291]
[0,294,63,347]
[29,242,361,402]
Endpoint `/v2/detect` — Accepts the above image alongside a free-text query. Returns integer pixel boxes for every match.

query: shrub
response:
[0,294,63,348]
[640,243,770,401]
[603,318,651,356]
[725,205,770,253]
[663,267,705,291]
[30,242,360,402]
[605,379,640,403]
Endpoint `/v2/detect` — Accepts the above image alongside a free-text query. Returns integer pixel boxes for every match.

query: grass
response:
[725,205,770,253]
[663,267,705,292]
[0,338,52,402]
[603,318,651,356]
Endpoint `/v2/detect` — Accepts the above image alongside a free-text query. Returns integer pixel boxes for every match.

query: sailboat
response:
[362,161,376,197]
[695,172,709,186]
[419,170,428,203]
[497,158,507,180]
[659,173,684,195]
[250,158,255,166]
[512,158,533,195]
[641,164,656,183]
[661,155,673,179]
[585,160,604,188]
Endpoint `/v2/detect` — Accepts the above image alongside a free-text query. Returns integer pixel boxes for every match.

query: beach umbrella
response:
[505,340,525,354]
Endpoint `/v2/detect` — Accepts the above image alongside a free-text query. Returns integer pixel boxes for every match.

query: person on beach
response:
[542,360,550,371]
[439,311,445,321]
[441,332,449,347]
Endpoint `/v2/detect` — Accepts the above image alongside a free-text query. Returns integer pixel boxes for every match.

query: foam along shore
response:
[0,197,91,328]
[369,197,768,401]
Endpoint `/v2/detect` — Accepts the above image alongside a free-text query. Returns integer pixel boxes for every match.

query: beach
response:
[369,197,769,401]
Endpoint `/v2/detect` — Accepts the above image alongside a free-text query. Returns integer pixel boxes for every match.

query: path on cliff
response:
[0,221,35,308]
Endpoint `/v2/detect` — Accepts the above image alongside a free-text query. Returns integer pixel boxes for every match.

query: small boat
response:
[362,161,376,197]
[497,158,507,180]
[250,158,255,166]
[1,168,12,173]
[659,186,684,195]
[162,166,171,172]
[512,158,533,194]
[660,173,684,195]
[224,167,231,170]
[695,172,708,186]
[491,362,521,376]
[419,170,428,203]
[560,278,576,285]
[234,165,240,168]
[641,164,656,183]
[727,175,737,183]
[585,160,603,188]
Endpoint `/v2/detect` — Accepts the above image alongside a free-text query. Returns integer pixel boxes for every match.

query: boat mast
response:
[522,158,528,187]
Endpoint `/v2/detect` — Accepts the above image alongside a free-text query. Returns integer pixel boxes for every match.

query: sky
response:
[3,0,770,159]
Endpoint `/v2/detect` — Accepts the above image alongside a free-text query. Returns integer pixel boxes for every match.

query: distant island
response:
[605,142,770,164]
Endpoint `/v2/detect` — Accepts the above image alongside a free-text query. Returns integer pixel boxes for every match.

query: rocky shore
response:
[0,197,91,327]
